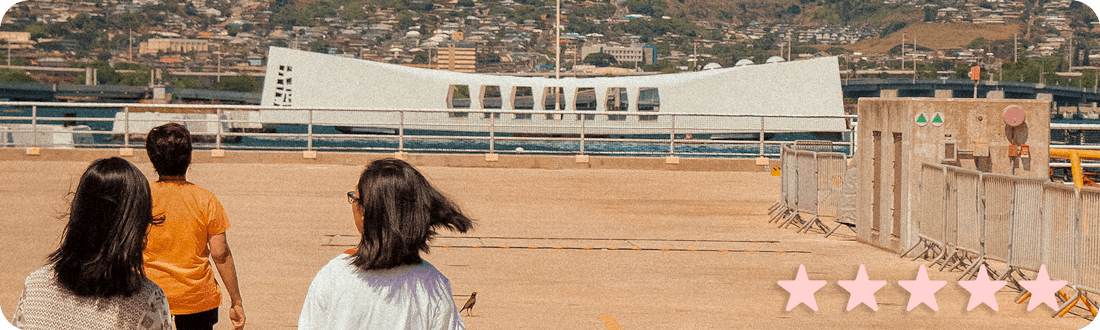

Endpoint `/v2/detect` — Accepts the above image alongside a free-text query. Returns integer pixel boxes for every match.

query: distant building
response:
[579,43,655,64]
[139,38,209,55]
[0,32,34,49]
[435,41,476,73]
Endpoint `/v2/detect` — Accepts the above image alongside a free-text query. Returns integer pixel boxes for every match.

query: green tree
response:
[969,37,989,50]
[212,76,261,93]
[170,76,205,89]
[622,0,666,17]
[0,68,34,83]
[308,39,330,53]
[583,52,617,67]
[412,51,428,64]
[24,24,46,39]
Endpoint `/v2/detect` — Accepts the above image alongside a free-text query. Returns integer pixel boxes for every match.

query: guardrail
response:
[776,144,1098,318]
[0,101,856,158]
[770,144,851,236]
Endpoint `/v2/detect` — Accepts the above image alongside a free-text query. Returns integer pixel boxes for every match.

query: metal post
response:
[579,113,586,154]
[307,108,313,151]
[399,111,405,153]
[123,106,130,148]
[669,115,676,155]
[30,105,37,147]
[215,108,222,150]
[489,112,496,154]
[759,117,765,157]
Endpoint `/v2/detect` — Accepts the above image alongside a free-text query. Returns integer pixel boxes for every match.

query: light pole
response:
[555,0,560,79]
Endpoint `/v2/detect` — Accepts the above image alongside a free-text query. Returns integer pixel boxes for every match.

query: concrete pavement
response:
[0,150,1094,329]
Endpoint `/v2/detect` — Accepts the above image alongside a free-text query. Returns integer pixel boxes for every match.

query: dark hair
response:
[353,158,473,270]
[146,122,192,176]
[49,157,161,298]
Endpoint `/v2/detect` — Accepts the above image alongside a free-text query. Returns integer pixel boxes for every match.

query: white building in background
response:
[259,47,846,135]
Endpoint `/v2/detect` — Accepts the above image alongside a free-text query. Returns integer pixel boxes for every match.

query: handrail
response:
[0,101,849,158]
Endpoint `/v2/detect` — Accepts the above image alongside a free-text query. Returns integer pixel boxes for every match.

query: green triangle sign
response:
[932,115,943,124]
[917,114,928,123]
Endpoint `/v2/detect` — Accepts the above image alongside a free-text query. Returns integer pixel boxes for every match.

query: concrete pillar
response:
[880,89,898,98]
[84,67,93,86]
[935,89,953,98]
[987,90,1004,99]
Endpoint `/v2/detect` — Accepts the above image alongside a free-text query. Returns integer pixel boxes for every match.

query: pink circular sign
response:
[1002,105,1025,127]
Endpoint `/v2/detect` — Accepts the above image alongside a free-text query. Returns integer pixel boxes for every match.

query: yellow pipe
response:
[1050,149,1093,189]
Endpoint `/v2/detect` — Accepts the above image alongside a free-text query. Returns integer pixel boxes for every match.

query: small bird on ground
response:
[459,292,477,317]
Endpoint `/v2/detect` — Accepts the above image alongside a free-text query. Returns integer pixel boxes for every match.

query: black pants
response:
[174,308,218,330]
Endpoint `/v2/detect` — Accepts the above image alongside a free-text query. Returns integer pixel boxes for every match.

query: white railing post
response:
[215,108,222,150]
[759,117,765,157]
[30,105,37,147]
[399,110,405,153]
[307,108,313,151]
[489,111,496,154]
[579,113,586,154]
[669,115,676,155]
[123,106,130,148]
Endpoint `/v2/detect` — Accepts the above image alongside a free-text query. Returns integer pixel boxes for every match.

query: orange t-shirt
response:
[143,180,231,315]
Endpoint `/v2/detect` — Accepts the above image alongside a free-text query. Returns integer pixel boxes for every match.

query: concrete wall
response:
[855,98,1050,252]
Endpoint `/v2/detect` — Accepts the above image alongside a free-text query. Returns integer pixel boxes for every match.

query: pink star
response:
[778,264,827,311]
[837,264,887,311]
[958,264,1008,311]
[1018,264,1068,311]
[897,264,947,311]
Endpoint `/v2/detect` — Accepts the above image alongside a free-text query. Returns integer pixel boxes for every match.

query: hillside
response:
[659,0,922,27]
[844,22,1023,54]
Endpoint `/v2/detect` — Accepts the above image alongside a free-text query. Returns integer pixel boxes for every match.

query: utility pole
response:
[913,36,917,82]
[901,34,905,73]
[129,29,133,62]
[1014,34,1018,63]
[554,0,560,79]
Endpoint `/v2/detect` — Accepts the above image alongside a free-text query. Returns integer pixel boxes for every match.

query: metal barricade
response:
[796,152,846,234]
[826,159,859,238]
[904,163,947,261]
[795,150,819,216]
[769,145,792,222]
[1043,183,1080,287]
[1006,177,1047,275]
[772,145,800,224]
[779,149,818,229]
[954,168,983,256]
[815,152,847,219]
[1077,186,1100,296]
[981,173,1015,264]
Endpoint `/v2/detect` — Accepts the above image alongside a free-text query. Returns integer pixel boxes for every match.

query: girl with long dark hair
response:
[299,158,473,329]
[12,157,173,330]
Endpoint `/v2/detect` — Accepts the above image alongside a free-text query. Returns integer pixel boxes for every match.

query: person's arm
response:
[210,233,245,330]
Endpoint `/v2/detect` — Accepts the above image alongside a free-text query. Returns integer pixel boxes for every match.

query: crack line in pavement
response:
[323,234,780,244]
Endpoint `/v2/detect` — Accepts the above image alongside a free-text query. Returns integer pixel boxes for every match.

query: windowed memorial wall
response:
[481,85,502,119]
[575,87,596,121]
[543,87,565,120]
[512,86,533,120]
[606,87,628,121]
[447,84,470,118]
[638,87,659,121]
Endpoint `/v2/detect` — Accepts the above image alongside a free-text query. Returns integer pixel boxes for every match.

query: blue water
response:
[1,105,850,157]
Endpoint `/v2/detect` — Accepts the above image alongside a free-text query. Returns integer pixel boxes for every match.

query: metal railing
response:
[0,101,856,158]
[776,150,1099,318]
